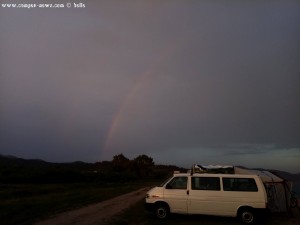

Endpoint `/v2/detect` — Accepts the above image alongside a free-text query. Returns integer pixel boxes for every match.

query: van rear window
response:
[222,178,258,192]
[192,177,220,191]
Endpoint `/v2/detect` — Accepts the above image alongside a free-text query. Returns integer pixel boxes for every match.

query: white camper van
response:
[145,166,268,224]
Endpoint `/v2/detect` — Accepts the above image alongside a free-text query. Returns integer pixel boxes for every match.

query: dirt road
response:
[34,187,149,225]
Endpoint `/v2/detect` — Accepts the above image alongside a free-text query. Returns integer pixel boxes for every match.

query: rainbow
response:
[102,37,183,156]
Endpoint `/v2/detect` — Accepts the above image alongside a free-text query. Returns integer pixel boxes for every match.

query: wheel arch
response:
[154,201,170,210]
[237,205,254,216]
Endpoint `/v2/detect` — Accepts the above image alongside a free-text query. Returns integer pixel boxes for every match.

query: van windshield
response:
[158,176,173,187]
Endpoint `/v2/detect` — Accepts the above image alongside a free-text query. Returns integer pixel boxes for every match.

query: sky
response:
[1,0,300,173]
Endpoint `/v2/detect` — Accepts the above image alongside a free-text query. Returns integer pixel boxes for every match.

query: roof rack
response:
[191,164,235,175]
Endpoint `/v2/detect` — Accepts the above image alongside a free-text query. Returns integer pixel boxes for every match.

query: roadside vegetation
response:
[0,154,181,225]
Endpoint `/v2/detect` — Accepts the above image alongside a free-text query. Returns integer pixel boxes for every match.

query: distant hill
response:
[1,154,96,170]
[0,154,97,183]
[0,154,49,166]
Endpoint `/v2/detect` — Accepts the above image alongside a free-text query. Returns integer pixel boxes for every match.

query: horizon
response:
[1,153,299,175]
[1,1,299,174]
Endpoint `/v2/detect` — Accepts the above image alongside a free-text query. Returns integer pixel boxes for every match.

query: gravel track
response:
[34,187,149,225]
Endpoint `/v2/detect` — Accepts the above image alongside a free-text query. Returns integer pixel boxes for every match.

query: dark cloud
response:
[0,1,299,172]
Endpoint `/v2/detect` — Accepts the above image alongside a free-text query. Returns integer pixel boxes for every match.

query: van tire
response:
[154,203,169,219]
[238,208,256,224]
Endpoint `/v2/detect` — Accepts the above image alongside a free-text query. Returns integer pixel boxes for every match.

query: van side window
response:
[223,178,258,192]
[192,177,220,191]
[166,177,187,189]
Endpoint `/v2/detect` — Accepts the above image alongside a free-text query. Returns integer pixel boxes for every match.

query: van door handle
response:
[187,190,189,195]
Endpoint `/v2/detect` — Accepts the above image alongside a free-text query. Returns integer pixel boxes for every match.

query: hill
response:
[0,154,97,183]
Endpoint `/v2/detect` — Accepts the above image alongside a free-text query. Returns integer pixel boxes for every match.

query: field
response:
[0,182,147,225]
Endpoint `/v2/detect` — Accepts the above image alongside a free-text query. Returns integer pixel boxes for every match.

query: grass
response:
[107,199,300,225]
[0,182,147,225]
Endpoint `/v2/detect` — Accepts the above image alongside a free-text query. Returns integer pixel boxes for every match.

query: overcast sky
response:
[1,0,300,173]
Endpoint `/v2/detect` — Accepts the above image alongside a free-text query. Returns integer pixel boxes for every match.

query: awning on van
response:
[234,167,284,182]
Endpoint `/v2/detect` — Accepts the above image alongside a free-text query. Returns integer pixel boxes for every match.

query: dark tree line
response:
[0,154,177,183]
[112,154,154,175]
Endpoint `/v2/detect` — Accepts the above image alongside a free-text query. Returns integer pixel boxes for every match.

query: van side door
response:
[188,176,223,215]
[164,176,188,214]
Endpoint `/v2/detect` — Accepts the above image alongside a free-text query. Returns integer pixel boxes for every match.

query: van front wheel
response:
[238,208,256,224]
[154,204,169,219]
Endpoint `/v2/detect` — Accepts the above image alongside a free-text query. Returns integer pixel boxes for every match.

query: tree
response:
[133,154,154,177]
[112,154,130,172]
